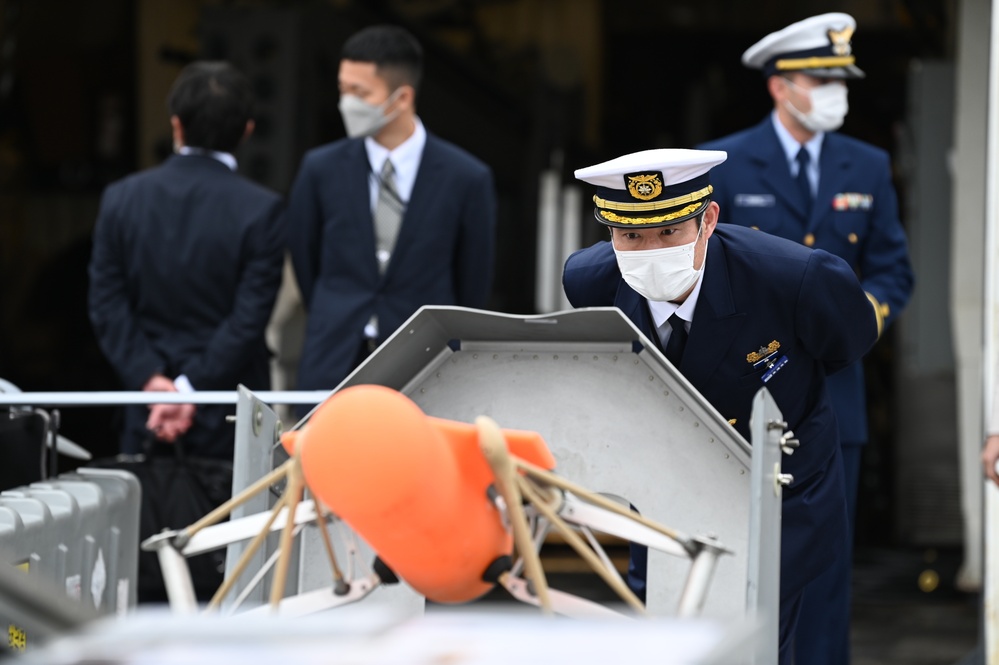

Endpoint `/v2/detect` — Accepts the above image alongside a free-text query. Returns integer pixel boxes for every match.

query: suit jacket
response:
[699,117,914,445]
[88,154,286,458]
[562,224,878,598]
[288,132,496,391]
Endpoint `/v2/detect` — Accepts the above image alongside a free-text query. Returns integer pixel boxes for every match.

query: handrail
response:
[0,391,329,407]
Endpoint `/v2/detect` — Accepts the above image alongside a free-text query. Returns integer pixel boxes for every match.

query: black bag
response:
[0,409,47,491]
[90,442,233,604]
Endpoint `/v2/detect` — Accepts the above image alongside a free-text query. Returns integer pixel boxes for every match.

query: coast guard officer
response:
[698,14,914,664]
[562,149,878,664]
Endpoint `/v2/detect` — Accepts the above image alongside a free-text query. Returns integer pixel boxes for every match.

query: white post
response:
[558,184,583,310]
[985,0,999,657]
[953,0,992,602]
[536,169,562,313]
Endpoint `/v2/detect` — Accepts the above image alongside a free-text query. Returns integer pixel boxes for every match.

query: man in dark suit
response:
[88,61,285,459]
[698,14,914,664]
[562,149,878,664]
[288,25,496,397]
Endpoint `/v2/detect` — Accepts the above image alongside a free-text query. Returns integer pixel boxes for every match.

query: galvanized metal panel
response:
[0,468,140,652]
[235,306,779,629]
[328,306,771,621]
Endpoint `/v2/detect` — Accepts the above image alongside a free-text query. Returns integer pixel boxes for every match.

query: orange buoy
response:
[283,384,555,603]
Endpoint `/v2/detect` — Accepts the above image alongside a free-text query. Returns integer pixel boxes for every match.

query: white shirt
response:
[177,145,237,171]
[771,110,822,197]
[364,117,427,212]
[647,265,706,349]
[361,118,427,339]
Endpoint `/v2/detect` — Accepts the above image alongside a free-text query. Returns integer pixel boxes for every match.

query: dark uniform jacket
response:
[699,117,914,445]
[562,224,878,599]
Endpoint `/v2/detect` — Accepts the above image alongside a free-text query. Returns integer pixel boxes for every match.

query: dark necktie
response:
[795,147,813,217]
[664,314,688,368]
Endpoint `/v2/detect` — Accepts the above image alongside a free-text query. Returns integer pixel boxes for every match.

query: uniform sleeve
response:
[287,154,323,308]
[87,185,166,389]
[562,242,621,308]
[795,248,879,376]
[179,197,286,390]
[857,152,914,337]
[453,164,496,308]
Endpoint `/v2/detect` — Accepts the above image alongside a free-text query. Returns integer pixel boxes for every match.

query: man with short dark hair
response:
[563,148,878,664]
[88,61,285,459]
[288,25,497,396]
[698,14,914,664]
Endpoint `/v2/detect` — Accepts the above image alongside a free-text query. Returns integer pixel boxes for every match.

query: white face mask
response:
[338,88,403,138]
[613,222,705,302]
[784,80,849,133]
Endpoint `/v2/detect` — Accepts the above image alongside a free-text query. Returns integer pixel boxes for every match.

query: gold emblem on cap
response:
[828,25,854,56]
[626,174,663,201]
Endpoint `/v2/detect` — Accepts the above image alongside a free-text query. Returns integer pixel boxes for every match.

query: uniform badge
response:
[734,193,776,208]
[746,341,780,364]
[626,173,663,201]
[832,192,873,211]
[828,25,854,56]
[747,340,788,384]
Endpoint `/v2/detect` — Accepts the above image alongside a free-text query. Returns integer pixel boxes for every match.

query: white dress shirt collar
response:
[177,145,237,171]
[646,258,706,333]
[364,117,427,204]
[770,110,822,176]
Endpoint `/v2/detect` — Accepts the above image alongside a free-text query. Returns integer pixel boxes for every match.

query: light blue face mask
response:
[338,88,403,138]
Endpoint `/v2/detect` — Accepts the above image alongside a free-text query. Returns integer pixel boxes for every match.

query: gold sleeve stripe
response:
[598,201,706,225]
[866,292,885,339]
[775,55,856,71]
[593,186,713,212]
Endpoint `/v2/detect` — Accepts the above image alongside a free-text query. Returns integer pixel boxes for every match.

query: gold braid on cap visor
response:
[593,185,713,212]
[598,201,705,225]
[775,55,856,71]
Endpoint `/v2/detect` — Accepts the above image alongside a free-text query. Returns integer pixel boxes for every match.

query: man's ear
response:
[242,119,255,142]
[767,75,787,103]
[701,201,720,238]
[170,115,184,150]
[395,84,416,111]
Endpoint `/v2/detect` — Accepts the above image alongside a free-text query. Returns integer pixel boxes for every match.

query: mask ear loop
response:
[780,76,812,121]
[378,87,405,124]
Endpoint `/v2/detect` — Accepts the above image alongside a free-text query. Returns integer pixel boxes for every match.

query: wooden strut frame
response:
[155,416,714,617]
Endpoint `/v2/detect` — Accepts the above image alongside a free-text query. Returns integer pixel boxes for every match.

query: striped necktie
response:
[374,159,404,275]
